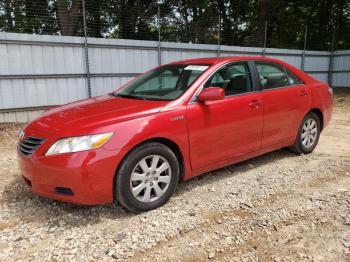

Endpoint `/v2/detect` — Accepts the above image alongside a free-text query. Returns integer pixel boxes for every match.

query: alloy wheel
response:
[130,155,172,203]
[301,118,318,149]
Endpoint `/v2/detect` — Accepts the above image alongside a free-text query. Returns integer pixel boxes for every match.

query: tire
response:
[115,142,179,212]
[289,112,321,155]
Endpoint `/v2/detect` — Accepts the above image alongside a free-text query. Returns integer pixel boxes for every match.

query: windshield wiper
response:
[109,93,146,100]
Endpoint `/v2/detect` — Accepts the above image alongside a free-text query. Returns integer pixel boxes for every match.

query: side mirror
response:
[197,87,225,103]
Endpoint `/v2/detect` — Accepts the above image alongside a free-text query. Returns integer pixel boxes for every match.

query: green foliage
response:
[0,0,349,50]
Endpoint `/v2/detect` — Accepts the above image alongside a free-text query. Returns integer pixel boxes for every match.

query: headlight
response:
[46,132,114,156]
[19,129,25,140]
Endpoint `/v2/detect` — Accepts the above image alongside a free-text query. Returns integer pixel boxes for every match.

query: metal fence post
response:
[301,25,308,71]
[157,4,162,66]
[217,12,221,57]
[262,20,267,56]
[82,0,91,98]
[327,27,336,86]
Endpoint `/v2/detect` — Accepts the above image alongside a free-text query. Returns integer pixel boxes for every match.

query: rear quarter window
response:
[286,69,304,85]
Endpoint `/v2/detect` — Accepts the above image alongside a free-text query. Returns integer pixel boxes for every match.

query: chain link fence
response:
[1,0,346,51]
[1,0,350,122]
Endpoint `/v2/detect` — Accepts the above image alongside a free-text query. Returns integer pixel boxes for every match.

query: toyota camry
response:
[17,56,333,212]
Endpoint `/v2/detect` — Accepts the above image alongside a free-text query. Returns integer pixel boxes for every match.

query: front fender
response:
[103,108,193,180]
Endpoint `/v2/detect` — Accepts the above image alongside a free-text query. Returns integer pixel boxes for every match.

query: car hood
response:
[27,95,168,136]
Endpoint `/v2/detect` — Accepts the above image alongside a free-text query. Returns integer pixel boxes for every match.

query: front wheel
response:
[115,142,179,212]
[289,112,321,154]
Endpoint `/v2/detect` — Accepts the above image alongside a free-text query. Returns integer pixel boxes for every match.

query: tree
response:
[56,0,82,36]
[0,0,58,34]
[0,0,349,50]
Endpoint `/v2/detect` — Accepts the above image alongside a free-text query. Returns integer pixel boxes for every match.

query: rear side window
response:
[256,62,289,89]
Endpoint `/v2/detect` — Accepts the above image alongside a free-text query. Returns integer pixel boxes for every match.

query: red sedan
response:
[17,57,333,212]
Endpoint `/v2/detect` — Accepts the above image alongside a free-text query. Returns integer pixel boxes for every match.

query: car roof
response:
[170,56,282,65]
[168,56,317,85]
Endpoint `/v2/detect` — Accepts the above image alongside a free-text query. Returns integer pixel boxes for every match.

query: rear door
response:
[255,61,312,148]
[187,61,263,170]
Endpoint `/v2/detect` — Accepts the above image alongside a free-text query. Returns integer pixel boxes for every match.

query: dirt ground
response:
[0,89,349,261]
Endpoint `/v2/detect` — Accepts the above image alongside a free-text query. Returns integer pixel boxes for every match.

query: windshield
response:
[112,64,210,101]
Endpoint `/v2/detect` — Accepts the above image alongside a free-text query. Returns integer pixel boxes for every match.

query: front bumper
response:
[17,135,122,205]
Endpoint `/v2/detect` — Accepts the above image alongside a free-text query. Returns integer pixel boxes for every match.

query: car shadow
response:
[1,148,299,228]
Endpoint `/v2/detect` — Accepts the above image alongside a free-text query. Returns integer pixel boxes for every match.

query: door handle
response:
[299,90,309,97]
[249,100,262,108]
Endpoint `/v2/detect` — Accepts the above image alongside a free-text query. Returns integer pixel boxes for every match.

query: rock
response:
[131,235,138,243]
[152,221,160,227]
[252,220,268,228]
[343,220,350,225]
[208,251,215,259]
[343,241,350,248]
[320,218,327,224]
[337,188,348,192]
[225,237,233,244]
[114,232,126,243]
[188,211,196,217]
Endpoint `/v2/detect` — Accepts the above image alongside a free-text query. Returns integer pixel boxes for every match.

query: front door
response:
[187,62,263,170]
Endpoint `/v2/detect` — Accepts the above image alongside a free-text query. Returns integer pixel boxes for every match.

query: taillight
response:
[328,86,333,96]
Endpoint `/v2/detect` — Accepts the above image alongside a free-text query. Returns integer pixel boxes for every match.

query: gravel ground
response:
[0,89,349,262]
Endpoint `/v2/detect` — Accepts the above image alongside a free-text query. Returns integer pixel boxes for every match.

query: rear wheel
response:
[289,112,321,154]
[115,142,179,212]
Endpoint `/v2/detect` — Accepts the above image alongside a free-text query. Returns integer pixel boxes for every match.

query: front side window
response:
[113,64,210,101]
[204,62,252,96]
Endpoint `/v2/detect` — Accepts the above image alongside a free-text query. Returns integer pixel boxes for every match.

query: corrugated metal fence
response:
[0,32,349,122]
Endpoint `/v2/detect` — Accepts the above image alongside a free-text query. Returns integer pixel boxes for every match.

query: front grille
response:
[18,136,45,156]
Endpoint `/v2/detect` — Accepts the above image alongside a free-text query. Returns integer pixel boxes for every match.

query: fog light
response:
[55,187,74,196]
